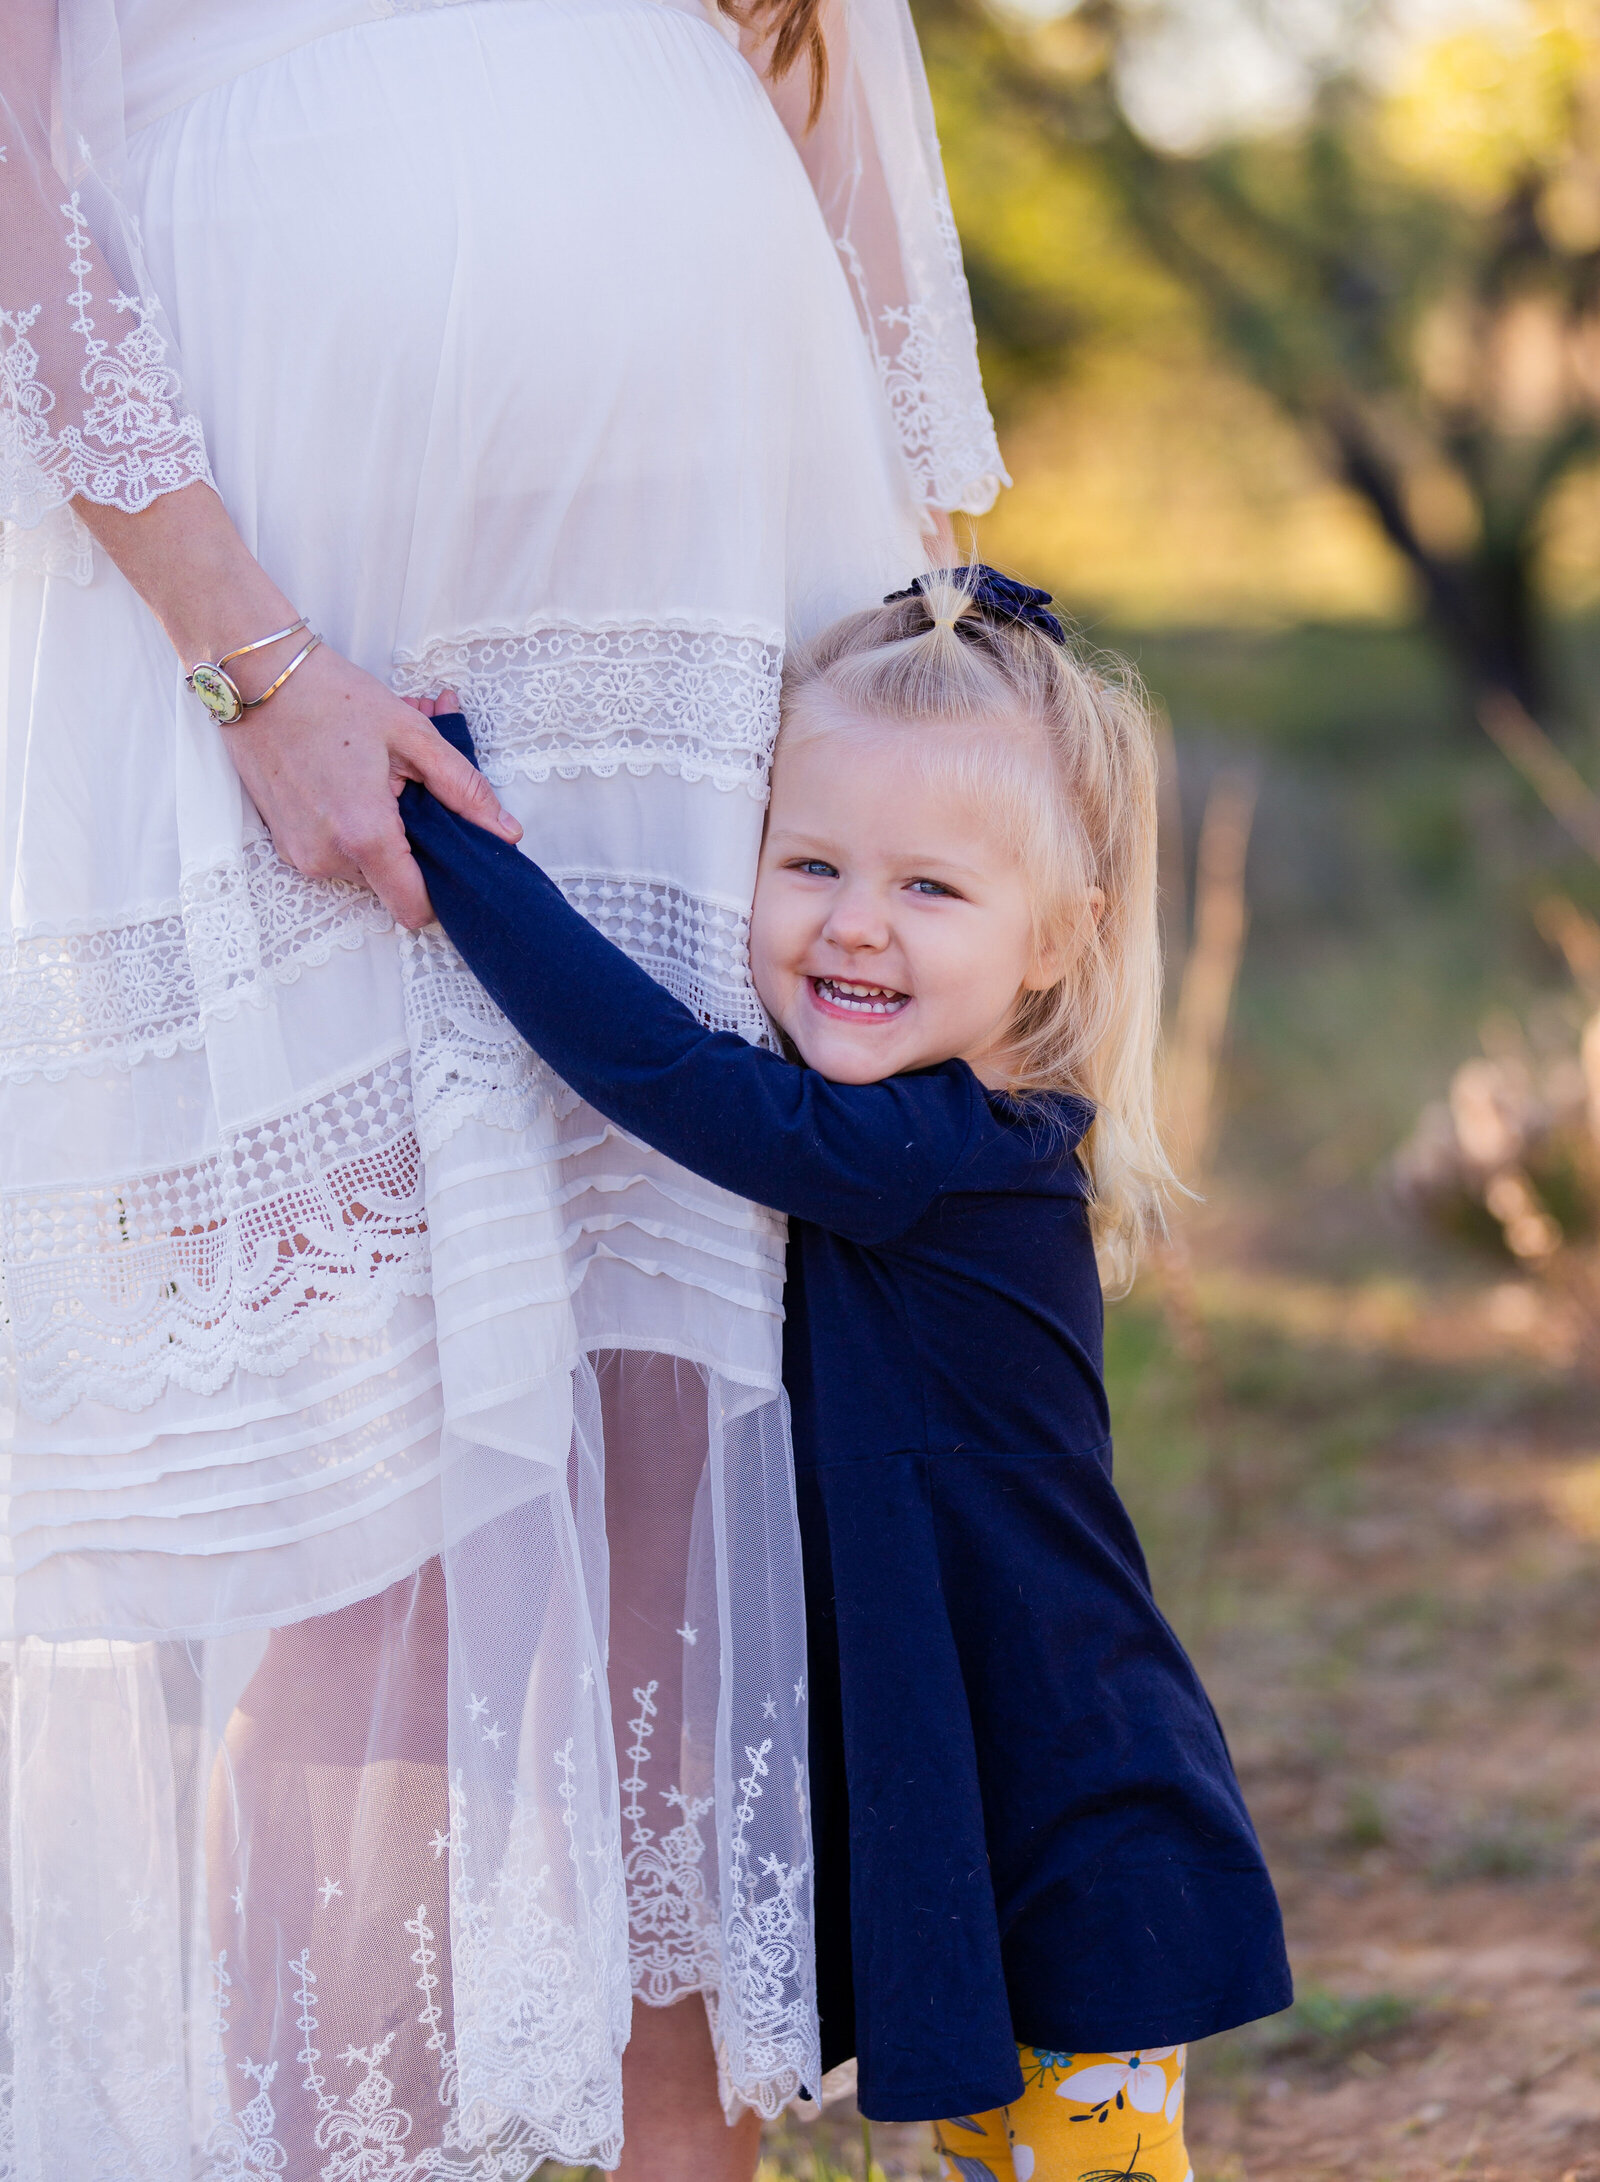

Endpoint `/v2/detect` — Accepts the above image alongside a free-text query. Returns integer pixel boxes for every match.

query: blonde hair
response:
[779,570,1176,1290]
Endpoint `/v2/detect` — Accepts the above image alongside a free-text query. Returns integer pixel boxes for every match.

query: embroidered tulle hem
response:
[2,1367,820,2176]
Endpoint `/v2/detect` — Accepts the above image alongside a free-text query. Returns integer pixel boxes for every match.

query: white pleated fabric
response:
[0,0,1002,2173]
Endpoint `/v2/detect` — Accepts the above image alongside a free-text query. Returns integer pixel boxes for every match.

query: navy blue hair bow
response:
[883,563,1066,645]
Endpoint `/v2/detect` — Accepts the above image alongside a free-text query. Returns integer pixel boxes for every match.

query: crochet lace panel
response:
[0,829,395,1085]
[3,836,768,1414]
[391,622,783,800]
[401,869,772,1160]
[4,606,778,1092]
[1,1053,432,1421]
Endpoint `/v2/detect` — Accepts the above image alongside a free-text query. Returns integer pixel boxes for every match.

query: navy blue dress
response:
[403,724,1292,2123]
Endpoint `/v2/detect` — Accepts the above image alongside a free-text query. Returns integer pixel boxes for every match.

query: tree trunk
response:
[1330,421,1546,719]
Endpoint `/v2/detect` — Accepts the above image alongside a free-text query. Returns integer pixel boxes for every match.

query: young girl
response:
[401,568,1292,2181]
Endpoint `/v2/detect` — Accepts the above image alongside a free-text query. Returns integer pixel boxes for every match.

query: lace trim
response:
[10,1701,808,2174]
[618,1683,818,2115]
[709,1732,817,2119]
[839,200,1008,518]
[401,869,771,1158]
[196,1751,808,2169]
[1,822,766,1100]
[201,1839,621,2181]
[1,1055,430,1422]
[448,1755,630,2165]
[12,1810,189,2178]
[391,622,783,799]
[3,851,765,1411]
[0,830,394,1085]
[0,197,213,530]
[622,1681,721,2006]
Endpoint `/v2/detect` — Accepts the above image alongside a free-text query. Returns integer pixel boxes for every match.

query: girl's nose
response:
[821,892,890,953]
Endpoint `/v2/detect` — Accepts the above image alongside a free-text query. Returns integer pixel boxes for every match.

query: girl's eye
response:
[792,859,838,878]
[907,878,957,898]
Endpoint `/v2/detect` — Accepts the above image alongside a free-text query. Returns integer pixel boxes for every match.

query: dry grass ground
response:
[1168,1259,1600,2182]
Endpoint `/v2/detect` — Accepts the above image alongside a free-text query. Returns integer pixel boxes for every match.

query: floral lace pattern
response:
[1,1054,430,1421]
[200,1854,620,2180]
[0,829,394,1085]
[837,203,1007,518]
[621,1681,721,2007]
[391,623,783,799]
[448,1756,630,2168]
[0,197,212,531]
[400,868,771,1158]
[189,1747,806,2176]
[707,1731,817,2120]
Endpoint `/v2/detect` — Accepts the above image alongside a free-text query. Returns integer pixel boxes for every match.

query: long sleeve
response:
[734,0,1006,516]
[1,0,212,553]
[401,738,982,1246]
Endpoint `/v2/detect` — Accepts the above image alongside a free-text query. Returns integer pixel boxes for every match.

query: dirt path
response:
[1175,1267,1600,2182]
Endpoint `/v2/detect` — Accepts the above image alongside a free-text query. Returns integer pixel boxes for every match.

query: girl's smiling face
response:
[749,709,1065,1086]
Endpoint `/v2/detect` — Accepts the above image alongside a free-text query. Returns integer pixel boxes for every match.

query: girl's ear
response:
[1021,888,1102,993]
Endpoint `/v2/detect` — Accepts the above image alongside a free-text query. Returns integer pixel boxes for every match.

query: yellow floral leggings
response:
[934,2046,1190,2182]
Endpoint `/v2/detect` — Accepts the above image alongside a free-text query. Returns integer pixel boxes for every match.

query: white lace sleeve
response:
[1,0,213,539]
[746,0,1007,516]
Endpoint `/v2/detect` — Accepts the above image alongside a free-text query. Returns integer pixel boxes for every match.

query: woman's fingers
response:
[397,689,459,719]
[404,720,523,843]
[214,640,513,918]
[356,818,435,930]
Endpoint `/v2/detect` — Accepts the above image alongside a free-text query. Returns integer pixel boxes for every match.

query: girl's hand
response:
[73,484,521,930]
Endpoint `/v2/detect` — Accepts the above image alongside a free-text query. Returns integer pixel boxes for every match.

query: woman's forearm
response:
[74,481,298,676]
[72,482,520,927]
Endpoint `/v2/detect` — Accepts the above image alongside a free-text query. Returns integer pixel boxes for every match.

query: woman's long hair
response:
[720,0,828,125]
[779,572,1178,1290]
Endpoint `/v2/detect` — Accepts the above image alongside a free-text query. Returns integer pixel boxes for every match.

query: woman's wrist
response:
[73,482,301,673]
[72,476,519,929]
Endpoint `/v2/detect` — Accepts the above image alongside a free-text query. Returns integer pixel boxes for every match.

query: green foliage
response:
[1257,1984,1419,2063]
[919,0,1600,718]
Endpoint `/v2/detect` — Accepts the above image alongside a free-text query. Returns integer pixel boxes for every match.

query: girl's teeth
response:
[816,979,906,1015]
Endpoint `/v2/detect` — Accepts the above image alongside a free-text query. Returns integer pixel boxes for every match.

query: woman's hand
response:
[74,482,521,929]
[219,649,517,929]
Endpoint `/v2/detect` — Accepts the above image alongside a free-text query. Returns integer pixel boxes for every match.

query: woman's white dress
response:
[0,0,1003,2172]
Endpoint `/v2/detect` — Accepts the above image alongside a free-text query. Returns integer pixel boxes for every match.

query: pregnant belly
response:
[119,0,874,652]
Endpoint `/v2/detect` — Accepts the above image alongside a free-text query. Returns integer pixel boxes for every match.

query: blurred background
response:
[790,1,1600,2173]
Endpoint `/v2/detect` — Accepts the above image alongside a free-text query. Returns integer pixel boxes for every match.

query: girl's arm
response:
[400,728,981,1244]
